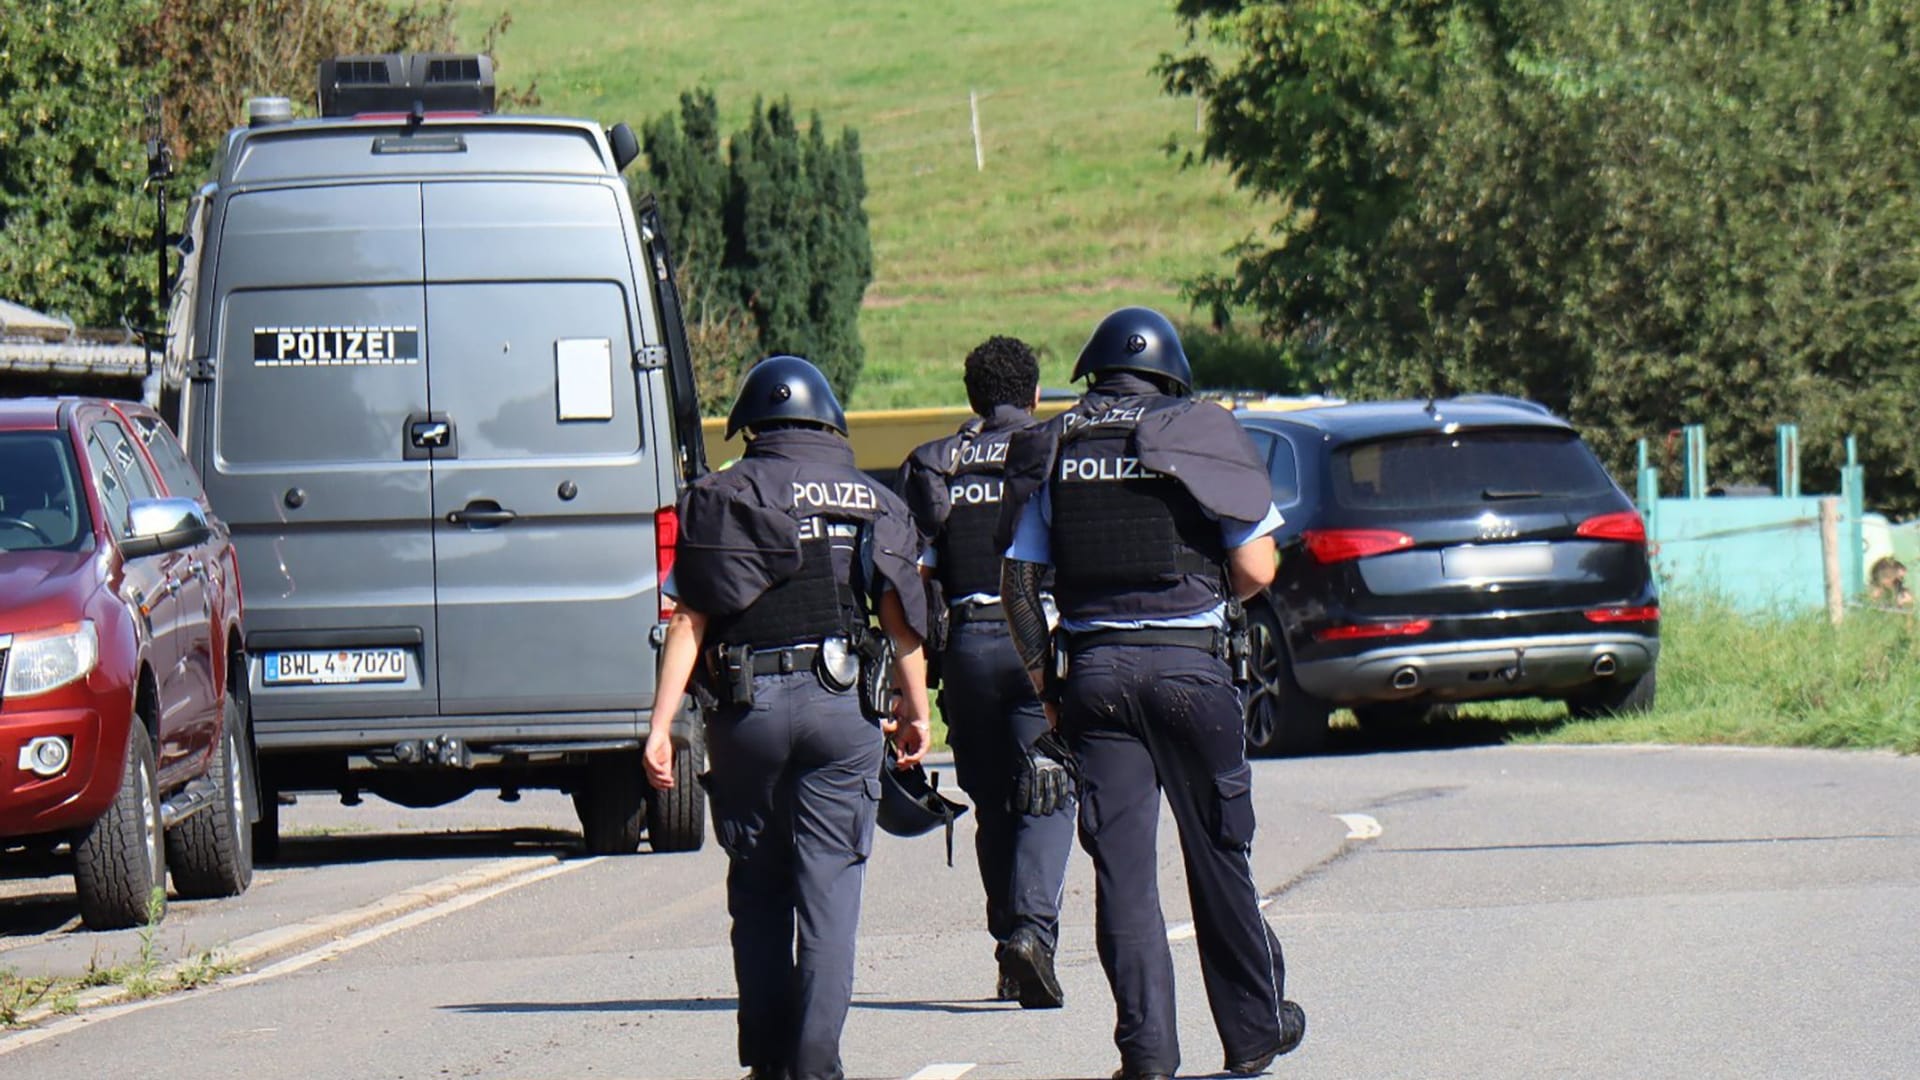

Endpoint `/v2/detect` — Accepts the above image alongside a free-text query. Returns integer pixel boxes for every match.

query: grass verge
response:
[0,889,238,1028]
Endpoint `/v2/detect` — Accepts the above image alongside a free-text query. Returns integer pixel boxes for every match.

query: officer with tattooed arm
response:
[645,355,931,1080]
[895,335,1076,1009]
[995,308,1306,1080]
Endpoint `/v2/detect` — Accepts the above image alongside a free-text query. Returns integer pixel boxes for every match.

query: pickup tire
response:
[575,751,649,855]
[167,694,256,899]
[73,728,167,931]
[645,737,706,853]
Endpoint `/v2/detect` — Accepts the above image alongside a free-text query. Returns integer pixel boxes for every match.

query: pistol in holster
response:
[1225,596,1254,686]
[855,630,897,721]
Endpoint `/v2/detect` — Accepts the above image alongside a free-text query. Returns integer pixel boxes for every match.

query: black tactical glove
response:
[1012,737,1075,817]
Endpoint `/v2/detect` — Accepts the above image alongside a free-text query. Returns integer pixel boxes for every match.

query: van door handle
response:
[447,501,517,527]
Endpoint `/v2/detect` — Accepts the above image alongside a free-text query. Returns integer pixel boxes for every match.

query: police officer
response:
[895,335,1075,1009]
[645,355,931,1080]
[995,309,1306,1080]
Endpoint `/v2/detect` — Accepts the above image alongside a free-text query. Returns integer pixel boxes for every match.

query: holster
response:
[1225,596,1254,686]
[702,642,755,709]
[1042,627,1068,704]
[857,631,897,720]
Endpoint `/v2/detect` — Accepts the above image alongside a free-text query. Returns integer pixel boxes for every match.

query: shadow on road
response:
[267,825,586,868]
[442,997,737,1014]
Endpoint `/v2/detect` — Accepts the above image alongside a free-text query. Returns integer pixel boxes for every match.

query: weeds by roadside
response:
[1,888,238,1028]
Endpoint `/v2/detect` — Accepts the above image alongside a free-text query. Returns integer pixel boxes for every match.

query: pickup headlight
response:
[4,621,99,698]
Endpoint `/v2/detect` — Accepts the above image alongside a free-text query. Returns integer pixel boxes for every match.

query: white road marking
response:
[1335,812,1383,840]
[0,857,599,1058]
[906,1064,977,1079]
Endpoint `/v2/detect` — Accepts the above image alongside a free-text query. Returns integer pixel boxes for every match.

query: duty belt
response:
[948,601,1004,626]
[748,643,822,675]
[1064,626,1225,655]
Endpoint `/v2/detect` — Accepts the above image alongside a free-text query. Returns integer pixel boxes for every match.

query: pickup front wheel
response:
[73,728,167,931]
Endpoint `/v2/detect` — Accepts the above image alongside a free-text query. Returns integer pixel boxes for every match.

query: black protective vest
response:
[935,427,1016,598]
[677,428,928,648]
[1047,397,1229,621]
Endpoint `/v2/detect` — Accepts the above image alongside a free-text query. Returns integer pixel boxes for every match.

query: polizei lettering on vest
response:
[956,440,1010,467]
[792,480,880,513]
[1063,406,1147,431]
[949,478,1005,506]
[1059,456,1160,482]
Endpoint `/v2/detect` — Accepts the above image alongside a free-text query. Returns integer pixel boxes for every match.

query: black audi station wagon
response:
[1235,397,1659,754]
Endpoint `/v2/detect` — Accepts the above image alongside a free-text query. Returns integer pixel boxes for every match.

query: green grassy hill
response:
[455,0,1254,408]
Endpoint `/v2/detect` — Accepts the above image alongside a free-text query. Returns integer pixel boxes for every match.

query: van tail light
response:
[1576,511,1646,543]
[1584,605,1659,624]
[1302,529,1415,563]
[654,507,680,621]
[1314,619,1432,643]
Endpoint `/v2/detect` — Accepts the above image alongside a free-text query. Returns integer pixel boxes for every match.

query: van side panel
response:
[209,184,440,720]
[421,182,661,716]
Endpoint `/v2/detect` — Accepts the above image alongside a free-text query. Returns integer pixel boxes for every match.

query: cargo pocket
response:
[855,775,882,860]
[1213,763,1256,851]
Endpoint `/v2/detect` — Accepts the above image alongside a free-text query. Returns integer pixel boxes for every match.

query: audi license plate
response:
[265,648,408,686]
[1443,543,1554,580]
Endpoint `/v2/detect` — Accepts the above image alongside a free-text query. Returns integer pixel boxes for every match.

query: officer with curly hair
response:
[896,335,1076,1009]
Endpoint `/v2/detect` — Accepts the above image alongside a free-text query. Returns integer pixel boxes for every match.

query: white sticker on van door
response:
[555,338,614,421]
[252,326,421,367]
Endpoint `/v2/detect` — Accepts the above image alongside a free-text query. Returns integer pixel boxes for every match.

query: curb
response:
[12,854,562,1028]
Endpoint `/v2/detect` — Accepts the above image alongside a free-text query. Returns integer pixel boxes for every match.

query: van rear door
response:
[421,181,662,716]
[210,184,439,719]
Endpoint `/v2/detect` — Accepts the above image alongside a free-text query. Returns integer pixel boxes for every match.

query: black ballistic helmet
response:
[726,354,849,438]
[1070,306,1192,393]
[876,750,968,843]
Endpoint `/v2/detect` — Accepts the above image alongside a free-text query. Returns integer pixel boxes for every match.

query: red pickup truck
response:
[1,397,255,929]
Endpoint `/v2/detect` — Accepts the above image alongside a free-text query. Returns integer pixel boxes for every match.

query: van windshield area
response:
[0,432,89,551]
[1333,429,1616,512]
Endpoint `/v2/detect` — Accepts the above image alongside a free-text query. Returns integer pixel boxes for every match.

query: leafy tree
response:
[1164,0,1920,513]
[0,0,163,332]
[639,92,873,409]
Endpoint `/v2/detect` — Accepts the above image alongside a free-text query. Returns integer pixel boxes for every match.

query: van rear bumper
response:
[253,710,650,753]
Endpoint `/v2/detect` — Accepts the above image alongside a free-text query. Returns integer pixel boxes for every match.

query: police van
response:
[160,55,708,855]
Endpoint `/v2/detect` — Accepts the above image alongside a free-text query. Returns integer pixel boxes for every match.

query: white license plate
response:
[1443,543,1555,579]
[264,648,409,686]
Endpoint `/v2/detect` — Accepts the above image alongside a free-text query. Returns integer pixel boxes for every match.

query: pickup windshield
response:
[0,431,90,551]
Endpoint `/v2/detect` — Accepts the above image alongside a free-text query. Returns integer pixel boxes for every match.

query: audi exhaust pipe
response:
[1390,666,1420,691]
[1592,654,1618,677]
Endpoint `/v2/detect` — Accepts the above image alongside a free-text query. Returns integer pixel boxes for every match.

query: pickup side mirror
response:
[121,497,211,559]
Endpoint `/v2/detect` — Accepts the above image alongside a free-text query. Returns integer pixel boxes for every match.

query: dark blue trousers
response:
[705,671,885,1080]
[940,618,1077,953]
[1062,642,1286,1076]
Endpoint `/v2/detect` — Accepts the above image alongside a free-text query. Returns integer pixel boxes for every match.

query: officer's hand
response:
[1012,751,1070,817]
[643,727,675,790]
[893,714,932,768]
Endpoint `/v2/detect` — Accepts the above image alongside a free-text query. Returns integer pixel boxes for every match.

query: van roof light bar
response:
[317,53,495,119]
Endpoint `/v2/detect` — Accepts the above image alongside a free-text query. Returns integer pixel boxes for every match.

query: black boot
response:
[1225,1000,1307,1075]
[999,926,1065,1009]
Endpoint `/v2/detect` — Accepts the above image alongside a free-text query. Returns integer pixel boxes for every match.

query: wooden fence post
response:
[1820,496,1844,626]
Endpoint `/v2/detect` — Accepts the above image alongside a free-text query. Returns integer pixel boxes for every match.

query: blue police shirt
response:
[1004,486,1283,631]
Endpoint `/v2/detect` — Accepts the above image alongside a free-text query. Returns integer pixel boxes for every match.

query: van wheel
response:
[168,694,256,899]
[73,728,167,931]
[1243,605,1329,757]
[645,739,706,853]
[253,780,282,864]
[1568,668,1657,719]
[575,751,648,855]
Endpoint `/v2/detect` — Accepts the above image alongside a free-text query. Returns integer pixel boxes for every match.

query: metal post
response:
[1776,424,1800,498]
[1685,424,1708,499]
[969,89,985,172]
[1821,497,1844,625]
[1844,434,1865,596]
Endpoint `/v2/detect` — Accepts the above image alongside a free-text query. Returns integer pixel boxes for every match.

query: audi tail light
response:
[1314,619,1432,643]
[1584,605,1659,624]
[1302,529,1415,563]
[1577,511,1646,543]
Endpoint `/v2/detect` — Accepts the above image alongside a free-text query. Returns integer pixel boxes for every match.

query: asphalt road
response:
[3,742,1916,1079]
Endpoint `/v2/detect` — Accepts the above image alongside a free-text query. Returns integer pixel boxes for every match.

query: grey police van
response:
[160,55,708,855]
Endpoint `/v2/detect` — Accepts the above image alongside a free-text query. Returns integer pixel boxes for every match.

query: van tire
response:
[168,695,256,899]
[74,728,167,931]
[253,780,281,864]
[576,751,648,855]
[645,739,706,853]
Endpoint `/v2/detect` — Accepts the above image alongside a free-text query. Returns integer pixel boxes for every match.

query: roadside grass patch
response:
[0,888,238,1028]
[1454,596,1920,753]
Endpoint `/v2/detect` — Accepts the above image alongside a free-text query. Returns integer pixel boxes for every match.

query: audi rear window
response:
[1332,429,1616,511]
